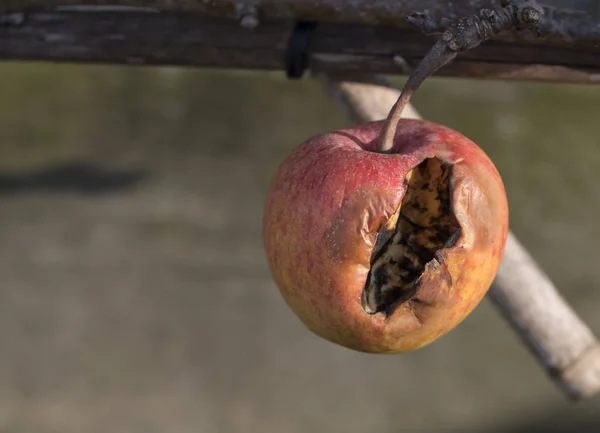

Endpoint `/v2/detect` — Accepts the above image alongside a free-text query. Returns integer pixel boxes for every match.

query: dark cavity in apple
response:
[361,157,461,316]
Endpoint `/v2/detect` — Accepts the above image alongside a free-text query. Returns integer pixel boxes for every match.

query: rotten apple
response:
[263,118,508,353]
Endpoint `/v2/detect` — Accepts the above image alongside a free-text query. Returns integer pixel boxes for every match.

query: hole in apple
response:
[361,157,461,316]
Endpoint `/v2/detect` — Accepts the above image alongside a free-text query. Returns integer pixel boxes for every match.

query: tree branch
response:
[489,234,600,400]
[2,0,599,46]
[0,10,598,84]
[318,72,600,401]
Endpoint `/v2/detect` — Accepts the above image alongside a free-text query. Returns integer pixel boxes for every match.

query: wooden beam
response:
[0,1,597,26]
[1,0,598,47]
[0,10,599,84]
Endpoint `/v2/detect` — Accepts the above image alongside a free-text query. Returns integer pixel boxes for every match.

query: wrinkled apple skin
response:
[263,119,509,353]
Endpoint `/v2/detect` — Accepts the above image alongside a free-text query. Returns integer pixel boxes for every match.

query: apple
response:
[263,118,509,353]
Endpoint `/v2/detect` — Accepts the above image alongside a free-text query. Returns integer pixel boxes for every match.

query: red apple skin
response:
[263,118,509,353]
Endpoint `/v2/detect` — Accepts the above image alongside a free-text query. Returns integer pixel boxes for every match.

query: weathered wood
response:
[0,10,599,84]
[319,72,600,400]
[0,11,291,68]
[2,0,599,38]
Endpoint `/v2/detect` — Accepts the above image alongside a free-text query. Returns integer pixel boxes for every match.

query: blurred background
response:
[0,63,599,432]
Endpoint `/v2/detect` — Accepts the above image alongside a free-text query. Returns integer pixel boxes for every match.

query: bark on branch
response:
[2,0,599,48]
[318,72,600,401]
[0,10,598,84]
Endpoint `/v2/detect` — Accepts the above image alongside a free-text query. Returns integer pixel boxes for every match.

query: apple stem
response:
[377,40,456,153]
[376,0,544,153]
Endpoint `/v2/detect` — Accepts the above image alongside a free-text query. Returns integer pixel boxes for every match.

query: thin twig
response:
[318,72,600,400]
[377,0,545,152]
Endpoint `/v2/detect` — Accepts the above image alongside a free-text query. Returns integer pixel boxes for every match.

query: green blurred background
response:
[0,62,599,432]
